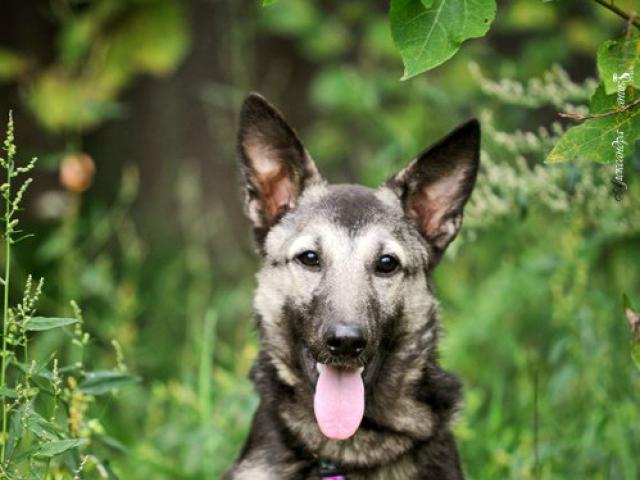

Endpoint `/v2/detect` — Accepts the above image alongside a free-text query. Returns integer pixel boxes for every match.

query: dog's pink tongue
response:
[314,364,364,440]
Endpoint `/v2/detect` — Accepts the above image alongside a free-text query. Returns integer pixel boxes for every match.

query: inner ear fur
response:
[237,93,322,243]
[386,119,480,258]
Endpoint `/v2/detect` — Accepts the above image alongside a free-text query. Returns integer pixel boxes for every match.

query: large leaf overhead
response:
[390,0,496,80]
[547,84,640,164]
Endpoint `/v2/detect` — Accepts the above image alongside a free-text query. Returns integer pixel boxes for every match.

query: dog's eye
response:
[296,250,320,268]
[375,255,400,275]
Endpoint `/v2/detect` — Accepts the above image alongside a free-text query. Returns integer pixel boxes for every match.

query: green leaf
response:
[547,84,640,163]
[25,410,61,441]
[6,405,24,460]
[262,0,278,5]
[79,370,139,395]
[26,317,77,331]
[597,32,640,95]
[390,0,496,79]
[34,439,84,458]
[0,386,17,398]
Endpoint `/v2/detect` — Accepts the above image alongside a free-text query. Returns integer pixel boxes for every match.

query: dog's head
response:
[237,93,479,441]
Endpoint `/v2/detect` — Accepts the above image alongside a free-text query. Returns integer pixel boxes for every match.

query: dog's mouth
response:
[301,347,377,441]
[314,363,365,440]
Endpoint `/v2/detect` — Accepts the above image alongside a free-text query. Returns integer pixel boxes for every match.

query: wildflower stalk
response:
[0,113,15,464]
[0,112,36,465]
[0,113,125,476]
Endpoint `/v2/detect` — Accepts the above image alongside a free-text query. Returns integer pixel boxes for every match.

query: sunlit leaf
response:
[27,317,77,331]
[390,0,496,79]
[547,84,640,163]
[26,71,122,132]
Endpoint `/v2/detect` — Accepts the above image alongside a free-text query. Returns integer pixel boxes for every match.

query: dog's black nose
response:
[326,324,366,358]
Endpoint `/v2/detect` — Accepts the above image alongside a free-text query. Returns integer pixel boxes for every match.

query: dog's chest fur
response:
[223,352,464,480]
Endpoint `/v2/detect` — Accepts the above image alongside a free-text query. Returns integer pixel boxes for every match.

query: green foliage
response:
[264,0,640,164]
[597,31,640,94]
[0,116,135,479]
[13,0,190,133]
[2,1,639,478]
[548,84,640,164]
[390,0,496,79]
[550,15,640,164]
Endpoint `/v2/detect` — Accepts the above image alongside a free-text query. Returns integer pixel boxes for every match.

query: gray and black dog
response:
[223,93,480,480]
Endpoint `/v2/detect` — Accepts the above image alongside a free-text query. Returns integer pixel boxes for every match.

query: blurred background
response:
[1,0,639,478]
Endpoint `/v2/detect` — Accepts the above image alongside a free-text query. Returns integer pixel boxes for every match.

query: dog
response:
[223,93,480,480]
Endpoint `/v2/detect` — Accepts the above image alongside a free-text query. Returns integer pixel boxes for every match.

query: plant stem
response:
[0,146,11,464]
[559,96,640,120]
[593,0,640,30]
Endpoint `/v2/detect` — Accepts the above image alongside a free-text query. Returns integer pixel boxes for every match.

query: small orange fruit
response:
[60,153,96,193]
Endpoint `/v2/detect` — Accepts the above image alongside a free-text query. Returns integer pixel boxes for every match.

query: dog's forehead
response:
[302,184,400,232]
[264,183,422,257]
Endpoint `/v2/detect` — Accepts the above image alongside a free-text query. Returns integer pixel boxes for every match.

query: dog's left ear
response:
[237,93,322,245]
[386,119,480,259]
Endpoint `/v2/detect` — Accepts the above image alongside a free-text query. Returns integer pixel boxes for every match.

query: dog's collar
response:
[318,459,346,479]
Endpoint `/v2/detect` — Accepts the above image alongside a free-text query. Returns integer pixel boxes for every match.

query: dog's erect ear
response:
[237,93,322,242]
[386,119,480,258]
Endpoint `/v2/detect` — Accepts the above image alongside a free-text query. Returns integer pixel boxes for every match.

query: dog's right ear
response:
[237,93,322,245]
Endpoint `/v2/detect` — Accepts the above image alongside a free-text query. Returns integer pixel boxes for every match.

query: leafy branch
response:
[559,96,640,120]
